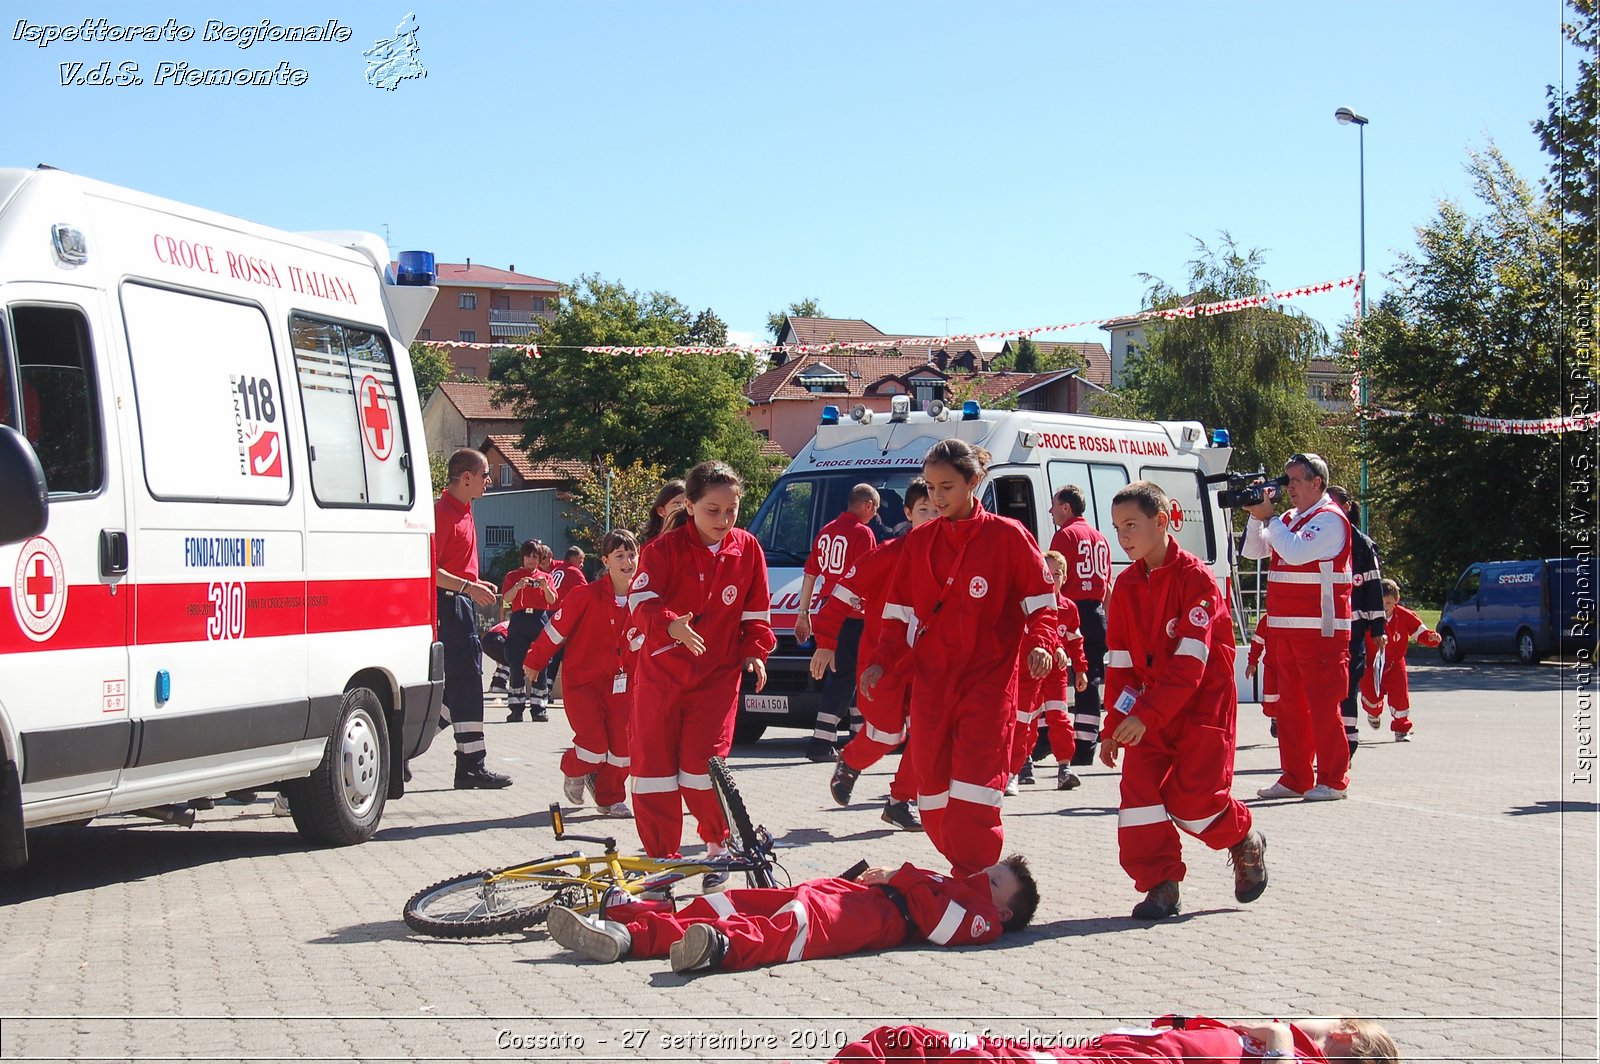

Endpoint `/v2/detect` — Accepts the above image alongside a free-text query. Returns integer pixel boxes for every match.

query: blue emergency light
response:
[155,669,171,706]
[961,400,981,420]
[820,405,840,425]
[395,250,436,286]
[1211,428,1231,447]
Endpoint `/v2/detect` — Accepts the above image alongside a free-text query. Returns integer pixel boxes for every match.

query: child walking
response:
[523,530,640,817]
[1361,578,1441,740]
[626,462,775,886]
[1008,550,1090,793]
[1102,480,1266,920]
[501,541,558,722]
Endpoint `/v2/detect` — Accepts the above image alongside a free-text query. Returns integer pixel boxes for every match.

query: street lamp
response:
[1335,106,1370,534]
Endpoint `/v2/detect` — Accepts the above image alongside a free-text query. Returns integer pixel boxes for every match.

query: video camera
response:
[1213,469,1289,509]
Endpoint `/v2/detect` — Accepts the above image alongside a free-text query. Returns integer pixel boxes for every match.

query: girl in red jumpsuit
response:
[523,530,639,817]
[1008,550,1090,792]
[860,439,1057,878]
[830,1015,1398,1063]
[626,462,776,873]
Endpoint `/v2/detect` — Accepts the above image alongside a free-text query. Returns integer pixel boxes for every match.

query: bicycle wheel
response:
[708,757,775,888]
[403,866,591,938]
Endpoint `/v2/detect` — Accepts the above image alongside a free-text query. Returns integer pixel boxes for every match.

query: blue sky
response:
[0,1,1575,350]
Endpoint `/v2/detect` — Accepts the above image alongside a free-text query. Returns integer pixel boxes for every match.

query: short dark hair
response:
[1054,484,1087,517]
[447,447,486,481]
[599,529,637,556]
[1001,854,1039,933]
[565,546,585,562]
[1112,480,1169,518]
[849,483,881,508]
[520,538,540,557]
[903,476,930,511]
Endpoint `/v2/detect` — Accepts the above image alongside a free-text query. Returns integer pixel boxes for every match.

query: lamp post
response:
[1335,106,1370,534]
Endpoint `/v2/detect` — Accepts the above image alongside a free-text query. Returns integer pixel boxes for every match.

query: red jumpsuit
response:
[627,523,775,856]
[1246,614,1278,719]
[872,502,1056,877]
[1104,539,1252,893]
[1009,593,1088,773]
[549,561,587,605]
[523,576,633,806]
[1361,604,1440,734]
[814,538,917,802]
[612,862,1001,970]
[831,1016,1332,1063]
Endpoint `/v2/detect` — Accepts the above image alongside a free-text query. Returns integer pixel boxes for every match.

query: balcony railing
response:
[488,308,548,338]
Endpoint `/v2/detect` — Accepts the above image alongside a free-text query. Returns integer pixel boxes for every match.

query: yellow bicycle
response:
[403,757,782,938]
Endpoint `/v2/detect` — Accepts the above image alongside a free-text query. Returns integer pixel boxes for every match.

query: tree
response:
[428,451,449,494]
[1012,336,1040,374]
[1534,0,1599,288]
[766,298,826,341]
[492,275,783,512]
[1102,235,1345,478]
[1359,146,1564,601]
[408,341,453,405]
[562,456,669,554]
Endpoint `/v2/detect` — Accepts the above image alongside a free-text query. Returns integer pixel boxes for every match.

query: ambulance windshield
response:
[747,470,923,565]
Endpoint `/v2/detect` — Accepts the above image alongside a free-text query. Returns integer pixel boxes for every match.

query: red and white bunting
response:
[1373,408,1600,435]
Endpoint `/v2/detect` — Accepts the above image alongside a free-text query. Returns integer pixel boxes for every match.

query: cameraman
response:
[1239,453,1353,801]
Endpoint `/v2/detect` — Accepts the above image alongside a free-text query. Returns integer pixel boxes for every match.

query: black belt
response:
[872,884,914,934]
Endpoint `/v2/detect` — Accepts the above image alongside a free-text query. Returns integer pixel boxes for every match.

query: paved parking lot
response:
[1,658,1594,1063]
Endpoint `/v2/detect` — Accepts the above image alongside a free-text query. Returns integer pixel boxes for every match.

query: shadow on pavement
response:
[311,919,440,945]
[1506,799,1600,816]
[1406,662,1568,694]
[374,809,549,843]
[773,825,898,848]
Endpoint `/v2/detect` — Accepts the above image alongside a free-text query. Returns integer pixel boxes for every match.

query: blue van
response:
[1438,558,1594,664]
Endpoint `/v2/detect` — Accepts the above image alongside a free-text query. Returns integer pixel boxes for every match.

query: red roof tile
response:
[779,317,891,346]
[437,381,519,420]
[482,435,588,483]
[432,262,560,288]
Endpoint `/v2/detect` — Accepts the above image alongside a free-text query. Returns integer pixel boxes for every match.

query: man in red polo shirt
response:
[435,448,514,789]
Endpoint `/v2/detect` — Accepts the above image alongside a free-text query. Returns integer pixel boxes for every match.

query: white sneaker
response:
[1303,784,1348,801]
[702,841,731,892]
[1004,775,1019,797]
[1255,782,1303,799]
[1365,714,1382,731]
[546,905,630,962]
[598,802,633,819]
[562,774,591,806]
[271,793,292,817]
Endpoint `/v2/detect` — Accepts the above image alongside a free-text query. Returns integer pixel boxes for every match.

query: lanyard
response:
[916,520,978,641]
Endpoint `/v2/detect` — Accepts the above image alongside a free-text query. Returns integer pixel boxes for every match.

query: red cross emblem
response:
[1169,500,1185,531]
[12,536,67,641]
[358,375,394,461]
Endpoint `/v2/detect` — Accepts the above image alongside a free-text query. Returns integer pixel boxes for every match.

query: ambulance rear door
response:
[0,284,133,817]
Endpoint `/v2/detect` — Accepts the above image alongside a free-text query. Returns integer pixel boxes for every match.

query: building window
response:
[459,368,479,380]
[500,463,513,487]
[912,379,943,407]
[458,292,477,310]
[459,330,476,343]
[485,525,516,550]
[418,328,431,341]
[533,297,545,314]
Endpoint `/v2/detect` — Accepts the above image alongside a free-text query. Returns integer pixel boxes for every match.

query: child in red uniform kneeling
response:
[1361,578,1441,741]
[524,530,639,817]
[545,854,1038,974]
[1102,481,1266,920]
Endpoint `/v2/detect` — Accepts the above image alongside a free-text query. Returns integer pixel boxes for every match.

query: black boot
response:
[454,755,512,790]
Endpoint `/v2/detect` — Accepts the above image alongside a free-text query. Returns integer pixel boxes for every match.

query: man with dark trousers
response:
[434,447,513,789]
[1047,485,1111,785]
[1328,486,1385,761]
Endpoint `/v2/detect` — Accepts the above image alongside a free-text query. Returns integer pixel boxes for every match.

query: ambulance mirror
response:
[0,425,48,544]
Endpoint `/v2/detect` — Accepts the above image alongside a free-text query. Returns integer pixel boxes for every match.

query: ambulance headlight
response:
[820,405,841,425]
[890,395,911,422]
[848,404,873,425]
[1211,428,1231,447]
[395,250,436,286]
[961,400,981,420]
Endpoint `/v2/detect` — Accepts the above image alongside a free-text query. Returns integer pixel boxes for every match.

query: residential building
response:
[412,261,561,380]
[1307,356,1354,412]
[421,381,521,456]
[479,434,588,493]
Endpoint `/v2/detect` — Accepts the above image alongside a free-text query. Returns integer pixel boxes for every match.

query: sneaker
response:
[1395,732,1410,743]
[881,799,923,831]
[1004,775,1019,797]
[454,764,514,790]
[1017,760,1036,785]
[546,905,630,963]
[1269,721,1278,738]
[1057,765,1082,791]
[271,793,292,817]
[804,737,838,764]
[598,802,634,818]
[829,760,861,806]
[1228,829,1269,903]
[530,708,549,723]
[701,842,731,892]
[1130,880,1181,920]
[1365,713,1382,730]
[669,923,728,974]
[1255,781,1303,800]
[1302,784,1348,801]
[562,773,591,806]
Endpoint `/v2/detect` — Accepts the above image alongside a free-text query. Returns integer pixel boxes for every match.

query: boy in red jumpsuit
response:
[1008,550,1090,793]
[811,479,937,830]
[830,1015,1398,1063]
[1361,578,1441,740]
[523,530,639,817]
[1245,612,1279,732]
[627,462,776,876]
[1102,481,1266,920]
[795,485,881,762]
[545,854,1038,974]
[861,439,1056,879]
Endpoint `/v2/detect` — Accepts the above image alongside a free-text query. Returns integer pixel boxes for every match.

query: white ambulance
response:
[736,397,1242,742]
[0,166,444,870]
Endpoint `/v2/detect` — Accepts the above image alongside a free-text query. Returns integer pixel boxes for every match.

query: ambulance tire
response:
[731,718,767,745]
[285,687,390,847]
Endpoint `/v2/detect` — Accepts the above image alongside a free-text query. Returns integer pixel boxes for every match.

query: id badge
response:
[1114,686,1141,715]
[612,673,628,694]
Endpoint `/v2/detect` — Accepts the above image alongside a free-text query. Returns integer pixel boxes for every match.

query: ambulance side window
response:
[749,477,815,564]
[0,328,14,429]
[1047,459,1128,539]
[9,304,103,496]
[291,316,413,508]
[1139,465,1214,562]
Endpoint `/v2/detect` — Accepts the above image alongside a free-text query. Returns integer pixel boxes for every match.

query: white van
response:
[736,399,1241,741]
[0,166,444,869]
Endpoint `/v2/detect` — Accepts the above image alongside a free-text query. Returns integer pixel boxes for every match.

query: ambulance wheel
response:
[731,718,766,744]
[1438,630,1464,664]
[1516,628,1540,665]
[285,687,389,847]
